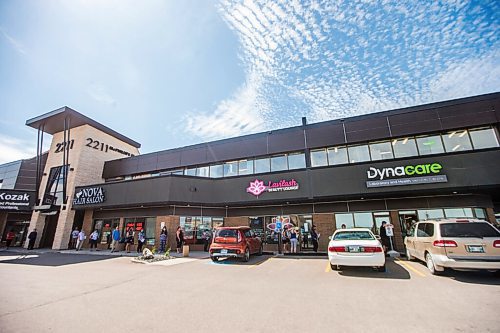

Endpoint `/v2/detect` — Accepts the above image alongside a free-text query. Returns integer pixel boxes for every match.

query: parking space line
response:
[325,262,331,273]
[395,258,426,277]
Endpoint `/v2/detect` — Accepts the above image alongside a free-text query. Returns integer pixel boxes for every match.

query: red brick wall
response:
[312,213,335,252]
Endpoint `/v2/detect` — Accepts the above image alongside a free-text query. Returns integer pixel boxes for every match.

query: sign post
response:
[384,223,400,258]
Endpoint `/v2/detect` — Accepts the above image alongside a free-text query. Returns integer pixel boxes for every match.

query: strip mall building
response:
[1,93,500,253]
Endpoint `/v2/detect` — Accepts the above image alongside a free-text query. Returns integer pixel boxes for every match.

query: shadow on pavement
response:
[411,261,500,285]
[0,252,118,267]
[208,254,273,266]
[336,259,411,280]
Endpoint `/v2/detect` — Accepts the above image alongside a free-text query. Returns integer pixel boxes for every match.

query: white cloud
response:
[87,83,116,106]
[0,27,27,55]
[184,74,267,140]
[208,0,499,134]
[0,135,37,164]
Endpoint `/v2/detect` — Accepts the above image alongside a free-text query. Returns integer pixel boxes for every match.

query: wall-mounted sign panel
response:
[246,179,299,197]
[366,162,448,188]
[73,187,106,205]
[0,190,35,211]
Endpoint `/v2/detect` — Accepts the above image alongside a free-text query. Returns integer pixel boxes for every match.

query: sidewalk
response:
[0,246,210,259]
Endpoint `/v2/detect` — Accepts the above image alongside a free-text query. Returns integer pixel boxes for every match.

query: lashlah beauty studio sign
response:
[366,162,448,188]
[73,187,106,205]
[246,179,299,197]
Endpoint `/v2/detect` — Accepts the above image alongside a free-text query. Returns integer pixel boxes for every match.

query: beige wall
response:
[26,124,139,249]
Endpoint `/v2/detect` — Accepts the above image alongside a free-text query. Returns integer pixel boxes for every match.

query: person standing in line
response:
[159,229,167,253]
[341,224,347,229]
[176,226,184,253]
[202,229,211,252]
[76,229,86,251]
[282,226,290,253]
[379,221,390,255]
[111,226,121,253]
[125,227,134,253]
[290,228,298,253]
[137,229,145,253]
[6,230,16,248]
[27,228,37,250]
[70,227,79,249]
[89,230,99,251]
[310,225,319,252]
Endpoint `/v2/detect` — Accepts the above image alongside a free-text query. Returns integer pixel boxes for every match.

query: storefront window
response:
[254,157,270,174]
[347,145,370,163]
[417,209,444,220]
[124,217,156,245]
[370,141,394,161]
[416,135,444,155]
[444,208,474,218]
[442,130,473,153]
[474,208,486,219]
[270,155,287,172]
[374,212,391,235]
[223,161,238,177]
[196,166,209,177]
[335,214,354,229]
[392,138,418,158]
[327,147,348,165]
[288,153,306,169]
[469,128,499,149]
[249,217,265,238]
[209,164,223,178]
[354,212,374,228]
[311,149,328,167]
[180,216,224,245]
[238,160,254,175]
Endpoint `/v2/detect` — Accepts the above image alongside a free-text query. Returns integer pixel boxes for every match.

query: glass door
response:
[399,211,418,237]
[298,215,313,251]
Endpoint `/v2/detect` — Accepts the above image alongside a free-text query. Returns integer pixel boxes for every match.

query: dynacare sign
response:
[73,187,106,205]
[0,190,35,211]
[366,163,448,188]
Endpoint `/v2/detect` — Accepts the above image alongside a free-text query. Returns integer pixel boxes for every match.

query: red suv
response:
[210,227,263,262]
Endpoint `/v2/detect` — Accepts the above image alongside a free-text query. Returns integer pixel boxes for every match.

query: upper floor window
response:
[223,161,238,177]
[369,141,394,161]
[196,166,209,177]
[238,160,254,175]
[209,165,223,178]
[254,157,270,174]
[347,145,370,163]
[271,155,287,172]
[288,153,306,169]
[442,130,472,152]
[392,137,418,158]
[469,128,499,149]
[311,149,327,167]
[327,147,348,165]
[416,135,444,155]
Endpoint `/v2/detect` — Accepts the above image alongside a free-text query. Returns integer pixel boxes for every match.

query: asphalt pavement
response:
[0,251,498,333]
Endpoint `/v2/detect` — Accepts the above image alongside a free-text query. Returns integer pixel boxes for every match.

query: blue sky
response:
[0,0,499,164]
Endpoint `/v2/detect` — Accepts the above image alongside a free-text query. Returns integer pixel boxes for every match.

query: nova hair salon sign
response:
[366,162,448,188]
[73,187,106,205]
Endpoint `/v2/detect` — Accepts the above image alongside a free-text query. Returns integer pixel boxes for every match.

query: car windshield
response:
[440,223,500,238]
[215,229,239,238]
[333,231,374,240]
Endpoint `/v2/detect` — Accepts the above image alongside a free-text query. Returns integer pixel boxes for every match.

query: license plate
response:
[220,249,228,254]
[466,245,484,253]
[348,246,361,252]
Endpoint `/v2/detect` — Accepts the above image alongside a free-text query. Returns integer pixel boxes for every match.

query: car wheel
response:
[425,253,440,275]
[242,247,250,262]
[211,256,219,262]
[378,265,386,272]
[330,263,339,271]
[406,247,414,261]
[258,244,263,256]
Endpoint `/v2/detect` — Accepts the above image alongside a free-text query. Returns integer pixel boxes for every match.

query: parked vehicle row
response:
[209,220,500,277]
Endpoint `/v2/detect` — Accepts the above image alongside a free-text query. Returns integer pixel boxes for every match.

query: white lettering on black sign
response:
[73,187,106,205]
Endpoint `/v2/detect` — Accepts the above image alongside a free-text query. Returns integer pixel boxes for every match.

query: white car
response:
[328,228,386,272]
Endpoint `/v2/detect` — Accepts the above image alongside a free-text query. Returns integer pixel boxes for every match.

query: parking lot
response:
[0,251,499,333]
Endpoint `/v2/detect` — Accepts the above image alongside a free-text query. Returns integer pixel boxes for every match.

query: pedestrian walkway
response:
[0,247,210,259]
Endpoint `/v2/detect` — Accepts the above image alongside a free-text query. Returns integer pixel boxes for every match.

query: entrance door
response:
[398,211,418,238]
[297,215,313,251]
[40,213,59,248]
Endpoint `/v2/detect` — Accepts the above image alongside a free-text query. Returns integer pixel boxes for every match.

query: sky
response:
[0,0,499,164]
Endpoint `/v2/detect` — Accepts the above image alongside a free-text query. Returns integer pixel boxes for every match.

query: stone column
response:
[52,209,76,250]
[25,211,46,249]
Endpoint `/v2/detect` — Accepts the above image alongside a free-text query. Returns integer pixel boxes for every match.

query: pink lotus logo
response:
[246,179,266,196]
